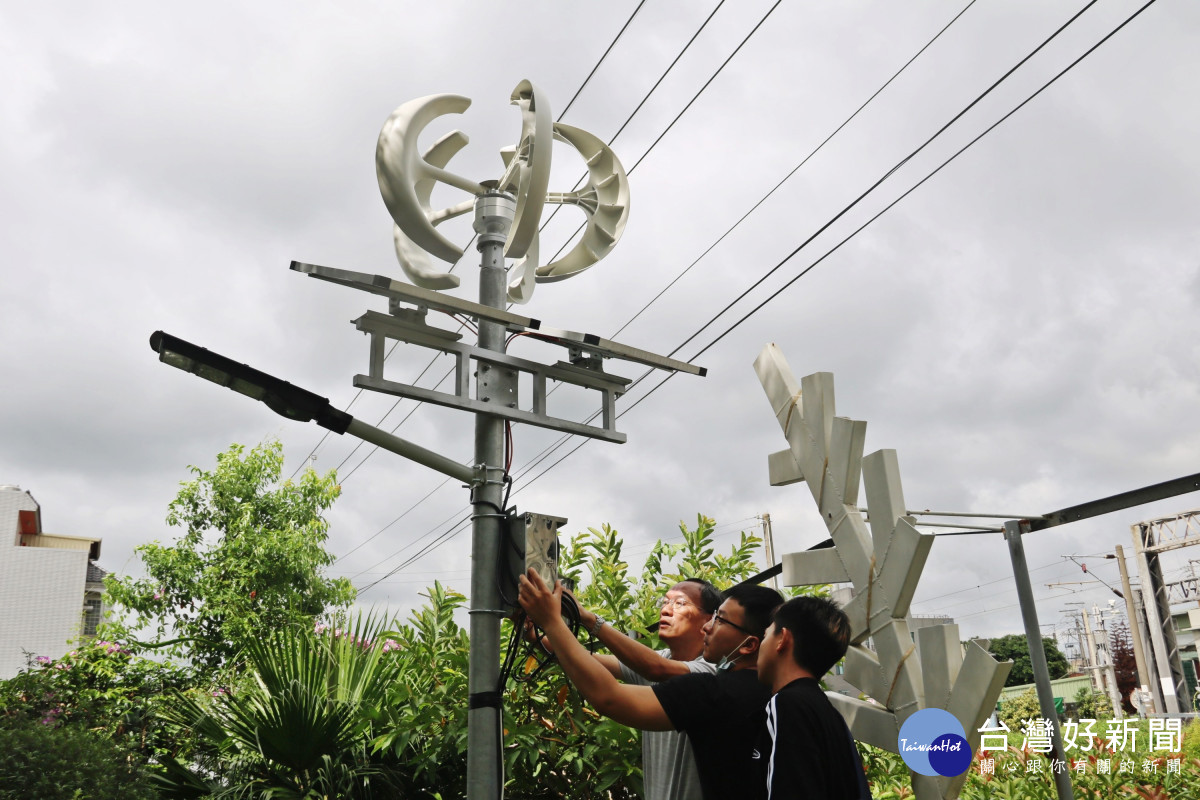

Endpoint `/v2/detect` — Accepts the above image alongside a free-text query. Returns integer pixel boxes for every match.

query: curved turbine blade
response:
[535,122,630,283]
[376,94,483,268]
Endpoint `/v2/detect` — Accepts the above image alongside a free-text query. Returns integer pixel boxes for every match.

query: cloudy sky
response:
[3,0,1198,653]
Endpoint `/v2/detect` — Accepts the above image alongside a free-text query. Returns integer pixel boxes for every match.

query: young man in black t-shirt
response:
[519,571,782,800]
[756,596,871,800]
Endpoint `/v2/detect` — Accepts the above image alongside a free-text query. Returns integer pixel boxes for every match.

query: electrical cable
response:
[663,0,1107,363]
[503,0,1161,499]
[505,0,988,490]
[545,0,784,265]
[333,476,455,565]
[537,0,728,234]
[557,0,648,122]
[608,0,980,340]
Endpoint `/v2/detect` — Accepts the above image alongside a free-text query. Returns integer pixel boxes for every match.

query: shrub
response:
[0,716,158,800]
[1182,717,1200,761]
[998,688,1043,732]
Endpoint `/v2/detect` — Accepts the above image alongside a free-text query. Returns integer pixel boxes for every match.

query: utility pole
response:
[1113,544,1155,713]
[760,513,780,591]
[466,190,515,800]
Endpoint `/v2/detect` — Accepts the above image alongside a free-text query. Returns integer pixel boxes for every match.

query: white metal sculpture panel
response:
[754,343,1011,800]
[375,81,629,303]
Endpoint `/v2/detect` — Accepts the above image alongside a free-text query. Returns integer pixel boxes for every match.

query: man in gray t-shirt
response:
[572,579,721,800]
[618,650,715,800]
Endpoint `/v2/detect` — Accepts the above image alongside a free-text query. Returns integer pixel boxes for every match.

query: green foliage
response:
[998,688,1043,732]
[1072,685,1111,722]
[0,638,194,766]
[104,440,355,672]
[1183,718,1200,762]
[863,741,1199,799]
[989,634,1070,687]
[371,582,472,797]
[0,716,158,800]
[154,613,405,799]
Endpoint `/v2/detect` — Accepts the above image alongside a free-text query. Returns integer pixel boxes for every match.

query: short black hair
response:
[722,584,784,636]
[680,578,722,615]
[771,596,851,677]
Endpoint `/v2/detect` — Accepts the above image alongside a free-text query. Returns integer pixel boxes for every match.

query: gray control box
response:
[503,512,568,606]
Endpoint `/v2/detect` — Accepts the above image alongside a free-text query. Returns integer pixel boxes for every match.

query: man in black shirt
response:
[756,596,870,800]
[519,571,782,800]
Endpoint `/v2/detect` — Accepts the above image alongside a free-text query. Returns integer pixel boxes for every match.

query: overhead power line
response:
[610,0,980,340]
[486,0,1162,532]
[558,0,648,122]
[547,0,783,265]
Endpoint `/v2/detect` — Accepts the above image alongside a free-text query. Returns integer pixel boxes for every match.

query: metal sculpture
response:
[375,81,629,302]
[754,343,1012,800]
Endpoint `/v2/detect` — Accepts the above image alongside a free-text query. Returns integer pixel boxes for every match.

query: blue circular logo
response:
[897,708,973,777]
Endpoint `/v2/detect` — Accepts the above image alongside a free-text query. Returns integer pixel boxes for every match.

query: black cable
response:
[609,0,980,340]
[506,0,1161,498]
[501,0,979,489]
[354,0,1147,583]
[665,0,1106,361]
[545,0,783,265]
[684,0,1159,363]
[537,0,728,234]
[333,476,454,565]
[558,0,648,122]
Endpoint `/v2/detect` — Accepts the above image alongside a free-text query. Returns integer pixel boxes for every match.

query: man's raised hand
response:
[518,567,564,628]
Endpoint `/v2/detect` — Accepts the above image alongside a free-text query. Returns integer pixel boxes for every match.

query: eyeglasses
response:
[659,596,693,611]
[711,612,758,636]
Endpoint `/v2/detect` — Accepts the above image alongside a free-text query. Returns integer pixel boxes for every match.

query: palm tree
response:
[154,614,403,799]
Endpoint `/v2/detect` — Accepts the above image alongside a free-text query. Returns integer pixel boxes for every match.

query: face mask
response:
[716,636,755,672]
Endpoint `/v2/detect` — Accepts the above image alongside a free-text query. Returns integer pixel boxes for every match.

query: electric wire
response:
[610,0,980,339]
[557,0,648,122]
[660,0,1107,363]
[494,0,1163,530]
[546,0,784,265]
[537,0,728,234]
[505,0,992,489]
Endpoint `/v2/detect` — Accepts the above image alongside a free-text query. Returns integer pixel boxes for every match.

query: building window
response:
[82,593,103,637]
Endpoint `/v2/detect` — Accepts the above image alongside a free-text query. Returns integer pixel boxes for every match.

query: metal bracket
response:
[354,309,631,443]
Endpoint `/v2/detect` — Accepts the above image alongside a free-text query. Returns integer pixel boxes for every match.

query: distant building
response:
[0,485,106,678]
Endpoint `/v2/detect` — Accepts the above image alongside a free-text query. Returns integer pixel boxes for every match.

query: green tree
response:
[989,633,1070,687]
[104,440,355,672]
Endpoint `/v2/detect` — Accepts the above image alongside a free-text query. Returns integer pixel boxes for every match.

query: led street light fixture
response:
[149,331,352,433]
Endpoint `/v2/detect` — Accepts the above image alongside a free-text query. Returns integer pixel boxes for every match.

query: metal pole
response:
[467,189,516,800]
[1131,523,1183,713]
[1004,520,1074,800]
[1080,607,1101,696]
[761,513,780,592]
[1114,544,1155,714]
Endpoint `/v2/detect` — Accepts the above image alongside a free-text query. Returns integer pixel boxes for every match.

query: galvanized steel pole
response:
[467,189,516,800]
[1004,519,1074,800]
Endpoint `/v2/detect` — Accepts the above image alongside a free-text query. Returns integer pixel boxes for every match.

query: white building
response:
[0,485,105,678]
